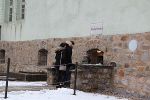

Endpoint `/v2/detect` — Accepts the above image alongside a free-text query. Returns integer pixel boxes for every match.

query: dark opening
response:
[0,49,5,64]
[38,49,48,66]
[86,48,104,64]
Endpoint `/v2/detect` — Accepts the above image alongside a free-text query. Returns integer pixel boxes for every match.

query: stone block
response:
[144,34,150,41]
[137,77,146,84]
[143,85,150,95]
[142,45,150,50]
[146,79,150,85]
[124,63,129,68]
[141,51,150,63]
[121,35,129,41]
[122,42,128,49]
[82,80,88,84]
[118,69,125,78]
[125,68,136,75]
[137,66,145,72]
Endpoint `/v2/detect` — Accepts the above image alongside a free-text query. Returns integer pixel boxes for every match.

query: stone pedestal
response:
[47,67,58,85]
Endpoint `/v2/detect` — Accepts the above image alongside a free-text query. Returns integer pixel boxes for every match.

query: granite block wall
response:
[0,32,150,97]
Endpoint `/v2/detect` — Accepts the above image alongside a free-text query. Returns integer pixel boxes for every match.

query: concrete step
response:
[0,76,17,81]
[0,72,47,81]
[0,85,56,92]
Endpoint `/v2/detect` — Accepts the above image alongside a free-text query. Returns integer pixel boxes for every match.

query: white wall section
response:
[0,0,150,41]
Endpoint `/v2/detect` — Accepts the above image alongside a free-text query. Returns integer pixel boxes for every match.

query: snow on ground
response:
[0,88,128,100]
[0,81,128,100]
[0,81,47,86]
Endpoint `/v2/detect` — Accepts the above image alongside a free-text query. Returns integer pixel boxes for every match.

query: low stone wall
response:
[1,32,150,97]
[70,65,114,92]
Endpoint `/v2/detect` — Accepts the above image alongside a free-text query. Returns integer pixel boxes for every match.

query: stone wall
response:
[1,32,150,97]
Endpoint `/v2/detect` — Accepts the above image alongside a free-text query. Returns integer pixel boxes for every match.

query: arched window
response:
[0,49,5,64]
[38,49,48,66]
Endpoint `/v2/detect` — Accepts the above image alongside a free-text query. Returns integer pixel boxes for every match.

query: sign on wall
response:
[128,40,138,52]
[90,22,103,36]
[128,39,138,59]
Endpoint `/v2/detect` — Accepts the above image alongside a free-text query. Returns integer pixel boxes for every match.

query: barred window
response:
[0,49,5,64]
[38,49,48,66]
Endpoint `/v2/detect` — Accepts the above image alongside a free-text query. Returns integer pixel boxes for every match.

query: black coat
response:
[65,45,73,64]
[55,48,66,65]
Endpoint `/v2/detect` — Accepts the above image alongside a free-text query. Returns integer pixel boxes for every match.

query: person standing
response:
[64,41,75,87]
[54,42,67,84]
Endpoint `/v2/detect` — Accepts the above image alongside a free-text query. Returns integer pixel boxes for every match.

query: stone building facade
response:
[0,32,150,97]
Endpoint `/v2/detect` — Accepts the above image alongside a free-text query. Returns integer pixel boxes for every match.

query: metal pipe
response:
[4,58,10,99]
[73,62,78,95]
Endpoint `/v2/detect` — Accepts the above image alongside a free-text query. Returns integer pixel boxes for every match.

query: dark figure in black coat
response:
[55,43,66,66]
[64,41,75,87]
[54,42,67,84]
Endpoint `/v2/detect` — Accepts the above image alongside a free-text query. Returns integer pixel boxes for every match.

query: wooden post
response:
[5,58,10,99]
[73,62,78,95]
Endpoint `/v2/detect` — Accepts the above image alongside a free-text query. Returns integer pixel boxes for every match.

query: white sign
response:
[129,40,138,52]
[90,22,103,35]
